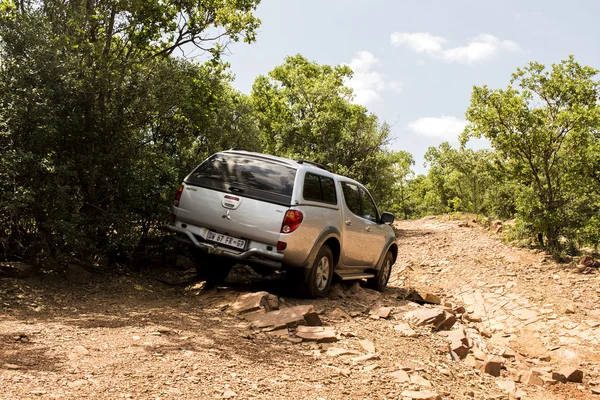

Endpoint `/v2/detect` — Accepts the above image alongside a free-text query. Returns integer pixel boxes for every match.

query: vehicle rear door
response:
[175,154,296,245]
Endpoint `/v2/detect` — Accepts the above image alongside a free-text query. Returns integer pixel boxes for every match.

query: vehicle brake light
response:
[281,210,303,233]
[277,241,287,251]
[173,185,183,206]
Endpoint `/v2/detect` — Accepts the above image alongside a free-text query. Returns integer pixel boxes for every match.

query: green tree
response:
[464,56,600,252]
[250,54,399,208]
[386,151,415,219]
[0,0,261,263]
[424,143,493,216]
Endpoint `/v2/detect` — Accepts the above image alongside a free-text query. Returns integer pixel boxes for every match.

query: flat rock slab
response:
[404,308,445,326]
[329,307,353,320]
[295,326,337,342]
[326,347,361,357]
[394,323,418,337]
[410,373,432,387]
[229,291,272,314]
[390,369,410,383]
[404,308,456,331]
[439,329,467,345]
[245,305,321,330]
[359,339,376,353]
[407,290,441,305]
[521,370,544,386]
[558,366,583,383]
[369,305,392,319]
[0,262,33,278]
[352,353,380,363]
[400,390,441,400]
[496,380,516,393]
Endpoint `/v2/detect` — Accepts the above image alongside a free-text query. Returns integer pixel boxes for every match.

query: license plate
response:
[206,231,246,250]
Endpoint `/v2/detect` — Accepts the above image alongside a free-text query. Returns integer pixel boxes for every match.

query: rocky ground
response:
[1,216,600,400]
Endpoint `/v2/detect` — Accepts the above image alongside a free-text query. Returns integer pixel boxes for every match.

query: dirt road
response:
[1,217,599,399]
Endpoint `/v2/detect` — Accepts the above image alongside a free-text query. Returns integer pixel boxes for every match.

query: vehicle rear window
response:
[185,154,297,206]
[302,173,337,205]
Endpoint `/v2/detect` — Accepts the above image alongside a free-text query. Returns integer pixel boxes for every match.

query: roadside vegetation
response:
[1,0,599,268]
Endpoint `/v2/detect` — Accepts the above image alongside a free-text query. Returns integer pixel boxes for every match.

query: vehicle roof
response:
[221,149,349,177]
[218,149,367,190]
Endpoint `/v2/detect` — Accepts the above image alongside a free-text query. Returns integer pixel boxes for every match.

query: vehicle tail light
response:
[168,214,175,224]
[281,210,303,233]
[173,185,183,206]
[277,241,287,251]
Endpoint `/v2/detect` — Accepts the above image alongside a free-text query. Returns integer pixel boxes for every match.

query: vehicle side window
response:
[303,173,337,205]
[321,177,337,203]
[361,188,379,223]
[303,173,322,202]
[341,182,361,216]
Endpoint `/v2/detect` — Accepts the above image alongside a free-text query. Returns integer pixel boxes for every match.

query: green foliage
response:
[250,54,401,208]
[0,0,261,264]
[464,56,600,253]
[3,1,599,265]
[424,143,493,215]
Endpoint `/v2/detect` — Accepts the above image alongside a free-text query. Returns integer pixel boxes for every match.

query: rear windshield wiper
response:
[229,186,244,194]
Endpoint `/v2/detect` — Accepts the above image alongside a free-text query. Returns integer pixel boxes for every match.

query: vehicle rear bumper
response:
[164,224,284,268]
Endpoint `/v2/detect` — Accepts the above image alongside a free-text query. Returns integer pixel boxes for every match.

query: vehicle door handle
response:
[345,220,352,226]
[365,226,372,232]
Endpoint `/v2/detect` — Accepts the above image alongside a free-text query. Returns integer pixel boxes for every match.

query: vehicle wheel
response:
[303,245,334,298]
[367,251,393,292]
[194,254,234,286]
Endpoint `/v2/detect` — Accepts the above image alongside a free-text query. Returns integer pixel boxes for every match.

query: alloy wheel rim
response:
[382,259,391,284]
[316,256,330,291]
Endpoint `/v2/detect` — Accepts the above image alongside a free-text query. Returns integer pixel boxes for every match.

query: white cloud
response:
[345,51,401,106]
[408,116,468,141]
[390,32,447,55]
[441,34,519,64]
[390,32,520,65]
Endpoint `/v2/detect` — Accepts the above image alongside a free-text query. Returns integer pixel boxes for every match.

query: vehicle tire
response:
[303,245,334,298]
[367,251,393,292]
[194,254,234,286]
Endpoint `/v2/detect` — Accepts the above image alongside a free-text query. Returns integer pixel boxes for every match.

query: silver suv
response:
[165,150,397,297]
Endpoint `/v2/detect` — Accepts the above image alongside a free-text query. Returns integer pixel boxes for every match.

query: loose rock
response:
[410,373,432,387]
[229,291,271,314]
[521,370,544,386]
[557,366,583,383]
[480,356,504,377]
[400,390,441,400]
[407,290,442,305]
[295,326,337,343]
[404,308,455,330]
[369,305,392,319]
[358,339,376,353]
[326,347,360,357]
[245,305,321,330]
[394,323,418,337]
[496,380,515,393]
[390,369,410,383]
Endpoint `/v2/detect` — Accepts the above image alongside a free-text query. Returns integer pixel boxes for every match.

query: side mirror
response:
[381,212,395,225]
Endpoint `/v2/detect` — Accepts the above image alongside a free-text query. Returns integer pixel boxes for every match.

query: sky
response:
[220,0,600,173]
